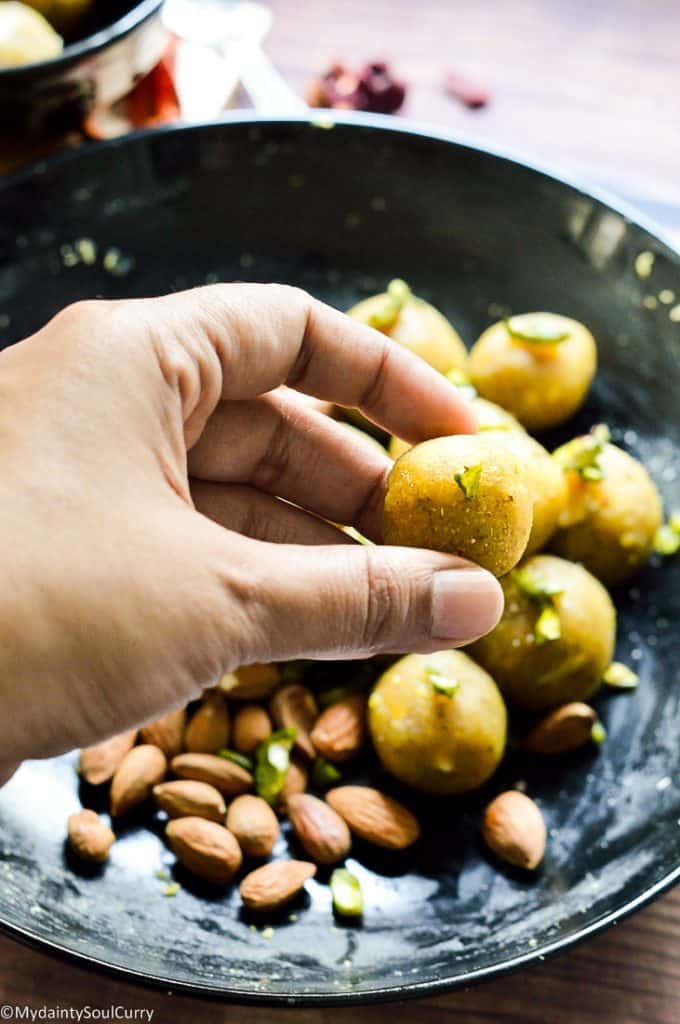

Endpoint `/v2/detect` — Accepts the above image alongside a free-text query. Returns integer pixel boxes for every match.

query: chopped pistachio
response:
[553,423,610,481]
[261,926,274,940]
[163,882,180,897]
[590,721,607,745]
[155,868,169,881]
[603,662,639,690]
[218,749,254,772]
[454,463,482,500]
[512,568,563,601]
[311,757,342,789]
[367,278,412,330]
[330,868,363,917]
[534,605,561,645]
[504,314,570,344]
[425,666,461,697]
[668,511,680,535]
[446,368,477,399]
[654,524,680,557]
[255,728,297,805]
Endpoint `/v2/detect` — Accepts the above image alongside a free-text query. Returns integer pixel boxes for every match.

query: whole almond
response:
[524,703,597,755]
[78,731,137,786]
[226,794,279,857]
[277,755,308,811]
[153,780,226,822]
[67,809,115,863]
[310,695,367,763]
[240,860,316,911]
[326,786,420,850]
[171,752,253,796]
[483,791,546,870]
[166,817,242,885]
[110,744,167,817]
[139,709,186,758]
[185,692,230,754]
[219,663,281,700]
[287,793,351,865]
[270,684,318,759]
[232,705,272,755]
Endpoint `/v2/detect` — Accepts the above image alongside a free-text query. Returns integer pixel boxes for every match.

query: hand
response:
[0,284,502,774]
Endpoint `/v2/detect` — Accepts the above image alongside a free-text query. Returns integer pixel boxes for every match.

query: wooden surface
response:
[1,1,679,1020]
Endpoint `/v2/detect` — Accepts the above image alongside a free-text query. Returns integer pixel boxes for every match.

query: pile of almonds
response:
[69,663,598,917]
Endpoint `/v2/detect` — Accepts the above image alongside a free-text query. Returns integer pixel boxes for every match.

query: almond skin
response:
[310,695,367,763]
[166,817,242,885]
[326,786,420,850]
[524,702,597,755]
[218,663,281,700]
[287,793,351,865]
[226,794,280,857]
[240,860,316,911]
[110,745,167,817]
[232,705,272,755]
[67,809,115,863]
[170,752,253,796]
[139,709,186,758]
[78,731,137,786]
[482,790,546,870]
[153,780,226,822]
[185,692,231,754]
[270,684,318,759]
[277,755,308,811]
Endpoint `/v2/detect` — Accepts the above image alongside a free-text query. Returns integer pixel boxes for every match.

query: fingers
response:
[131,284,476,444]
[211,536,504,663]
[189,389,391,539]
[191,480,353,546]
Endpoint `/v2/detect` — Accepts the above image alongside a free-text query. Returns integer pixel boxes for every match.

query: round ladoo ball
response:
[382,434,533,577]
[471,554,616,710]
[348,279,468,376]
[550,434,662,586]
[468,313,597,432]
[499,432,568,555]
[368,650,507,795]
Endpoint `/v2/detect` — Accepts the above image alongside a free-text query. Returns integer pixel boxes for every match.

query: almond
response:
[310,695,366,763]
[226,794,279,857]
[277,755,308,811]
[170,752,253,796]
[166,817,242,885]
[184,692,230,754]
[270,684,318,759]
[326,786,420,850]
[110,744,167,817]
[218,663,281,700]
[67,809,115,863]
[153,780,226,822]
[524,703,597,755]
[482,790,546,870]
[240,859,316,911]
[287,793,351,865]
[139,709,186,758]
[232,704,272,755]
[78,731,137,786]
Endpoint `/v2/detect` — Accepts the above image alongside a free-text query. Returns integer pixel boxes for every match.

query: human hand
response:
[0,284,502,773]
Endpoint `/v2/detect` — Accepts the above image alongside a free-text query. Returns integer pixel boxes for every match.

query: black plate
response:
[0,115,679,1005]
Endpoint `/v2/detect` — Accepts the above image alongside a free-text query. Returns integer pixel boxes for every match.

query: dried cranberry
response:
[307,61,406,114]
[359,62,406,114]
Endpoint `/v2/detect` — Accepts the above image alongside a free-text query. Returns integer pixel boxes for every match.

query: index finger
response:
[138,283,477,443]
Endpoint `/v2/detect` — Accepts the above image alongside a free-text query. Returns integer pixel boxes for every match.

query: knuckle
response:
[359,548,405,652]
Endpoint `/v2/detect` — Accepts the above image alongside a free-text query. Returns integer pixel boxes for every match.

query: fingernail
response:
[431,567,504,642]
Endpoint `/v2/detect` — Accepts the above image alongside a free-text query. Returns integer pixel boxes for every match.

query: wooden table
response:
[1,1,678,1020]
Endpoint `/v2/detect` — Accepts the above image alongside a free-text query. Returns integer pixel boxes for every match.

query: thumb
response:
[227,539,504,662]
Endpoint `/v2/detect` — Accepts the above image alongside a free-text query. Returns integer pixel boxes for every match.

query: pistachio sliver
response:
[603,662,639,690]
[653,523,680,556]
[504,314,570,344]
[512,568,563,601]
[590,721,607,745]
[330,868,363,917]
[534,605,561,645]
[553,423,611,481]
[425,666,461,697]
[218,749,254,772]
[367,278,412,330]
[454,463,482,500]
[311,757,342,789]
[255,728,297,805]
